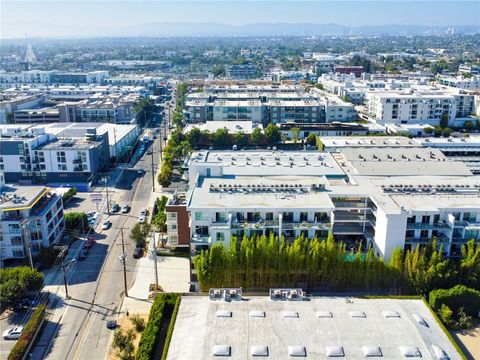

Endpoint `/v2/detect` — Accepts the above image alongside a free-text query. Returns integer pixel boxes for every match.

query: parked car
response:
[121,204,130,213]
[138,214,146,223]
[140,208,148,216]
[133,247,144,259]
[106,320,117,330]
[78,249,87,261]
[84,237,96,249]
[110,203,120,213]
[3,327,23,340]
[101,220,111,230]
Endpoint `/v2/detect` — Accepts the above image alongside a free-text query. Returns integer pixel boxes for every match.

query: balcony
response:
[191,234,211,244]
[406,222,451,230]
[73,158,83,164]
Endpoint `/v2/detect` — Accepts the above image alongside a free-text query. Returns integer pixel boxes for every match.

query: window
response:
[453,212,461,221]
[11,236,23,246]
[168,235,178,245]
[421,215,430,224]
[194,212,208,221]
[12,248,24,258]
[56,151,66,163]
[406,230,414,239]
[57,164,67,171]
[463,212,477,222]
[8,224,21,234]
[215,212,228,223]
[167,212,177,221]
[433,214,440,223]
[216,232,225,242]
[420,230,429,238]
[265,212,274,221]
[300,212,308,222]
[407,216,416,224]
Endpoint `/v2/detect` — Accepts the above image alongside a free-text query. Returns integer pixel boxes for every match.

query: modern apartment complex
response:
[0,184,65,265]
[166,149,479,260]
[0,122,140,186]
[225,64,257,80]
[0,70,109,88]
[185,85,356,125]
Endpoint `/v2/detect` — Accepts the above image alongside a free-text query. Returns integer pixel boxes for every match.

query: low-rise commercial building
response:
[0,184,64,265]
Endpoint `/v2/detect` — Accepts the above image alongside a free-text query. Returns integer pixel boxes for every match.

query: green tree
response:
[212,128,232,148]
[438,304,453,326]
[37,246,61,269]
[459,240,480,289]
[0,267,44,309]
[264,123,281,145]
[134,98,156,127]
[250,128,266,146]
[306,133,317,146]
[64,211,88,233]
[130,223,151,248]
[233,132,246,146]
[440,112,449,129]
[290,127,301,143]
[423,127,433,135]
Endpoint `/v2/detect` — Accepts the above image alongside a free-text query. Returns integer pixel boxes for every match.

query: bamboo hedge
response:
[194,234,480,295]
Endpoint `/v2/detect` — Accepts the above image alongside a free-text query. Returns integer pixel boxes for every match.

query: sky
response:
[1,1,479,38]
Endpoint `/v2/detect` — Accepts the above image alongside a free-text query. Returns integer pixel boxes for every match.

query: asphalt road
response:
[31,118,166,360]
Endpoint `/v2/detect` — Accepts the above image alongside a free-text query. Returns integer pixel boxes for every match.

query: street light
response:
[62,258,76,299]
[102,176,110,215]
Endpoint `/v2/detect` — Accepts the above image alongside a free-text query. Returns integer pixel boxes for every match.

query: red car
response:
[84,236,96,249]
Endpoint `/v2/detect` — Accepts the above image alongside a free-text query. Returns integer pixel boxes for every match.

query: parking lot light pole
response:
[62,259,76,299]
[148,150,155,192]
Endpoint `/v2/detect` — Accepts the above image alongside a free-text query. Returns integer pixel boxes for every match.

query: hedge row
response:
[8,304,46,360]
[160,295,181,360]
[429,285,480,317]
[135,293,179,360]
[422,298,467,360]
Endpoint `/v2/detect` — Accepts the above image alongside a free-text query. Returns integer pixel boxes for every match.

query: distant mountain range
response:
[120,22,480,37]
[3,22,480,39]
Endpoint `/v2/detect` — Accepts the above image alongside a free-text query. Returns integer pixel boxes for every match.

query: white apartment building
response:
[0,185,64,265]
[185,85,356,125]
[0,70,53,88]
[168,149,479,260]
[0,94,44,124]
[438,75,480,90]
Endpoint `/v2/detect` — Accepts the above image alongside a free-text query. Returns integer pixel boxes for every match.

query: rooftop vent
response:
[215,310,232,318]
[412,313,428,327]
[212,345,231,357]
[349,311,366,318]
[250,345,269,357]
[249,310,266,318]
[287,345,306,357]
[382,310,401,318]
[362,346,383,357]
[316,311,333,318]
[325,346,344,357]
[283,311,299,318]
[431,345,449,360]
[398,346,421,358]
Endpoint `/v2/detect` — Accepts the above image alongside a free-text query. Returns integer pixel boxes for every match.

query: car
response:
[78,249,87,261]
[133,247,144,259]
[84,237,96,249]
[138,214,146,223]
[106,320,117,330]
[3,327,23,340]
[121,204,130,213]
[140,208,148,216]
[110,204,120,213]
[101,220,111,230]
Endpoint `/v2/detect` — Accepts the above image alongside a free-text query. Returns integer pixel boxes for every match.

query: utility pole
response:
[62,259,76,299]
[149,150,155,192]
[21,219,34,269]
[152,232,159,289]
[103,176,110,215]
[120,228,128,297]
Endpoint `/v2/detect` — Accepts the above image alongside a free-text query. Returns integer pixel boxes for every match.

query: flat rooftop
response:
[0,185,48,211]
[167,296,460,360]
[340,148,472,176]
[189,151,345,178]
[188,176,334,210]
[183,121,262,135]
[320,136,418,149]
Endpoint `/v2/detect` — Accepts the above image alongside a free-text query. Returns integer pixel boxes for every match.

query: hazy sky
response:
[1,1,479,38]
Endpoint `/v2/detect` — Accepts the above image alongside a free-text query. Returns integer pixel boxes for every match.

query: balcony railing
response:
[406,222,451,230]
[191,234,211,244]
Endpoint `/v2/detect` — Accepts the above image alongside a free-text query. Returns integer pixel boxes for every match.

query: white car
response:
[3,326,23,340]
[138,214,146,223]
[101,220,111,230]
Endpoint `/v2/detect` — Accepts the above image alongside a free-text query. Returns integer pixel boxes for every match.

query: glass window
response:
[194,212,208,221]
[12,248,24,258]
[216,232,225,242]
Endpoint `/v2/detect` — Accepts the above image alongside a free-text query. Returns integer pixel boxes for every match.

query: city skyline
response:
[1,1,479,38]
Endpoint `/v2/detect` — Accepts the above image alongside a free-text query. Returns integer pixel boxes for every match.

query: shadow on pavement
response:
[63,196,85,210]
[116,169,142,190]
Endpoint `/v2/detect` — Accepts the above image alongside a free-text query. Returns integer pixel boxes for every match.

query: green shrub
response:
[438,304,453,326]
[62,187,77,202]
[8,304,46,360]
[130,314,146,333]
[135,293,179,360]
[113,328,135,360]
[0,267,44,309]
[429,285,480,317]
[160,296,181,360]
